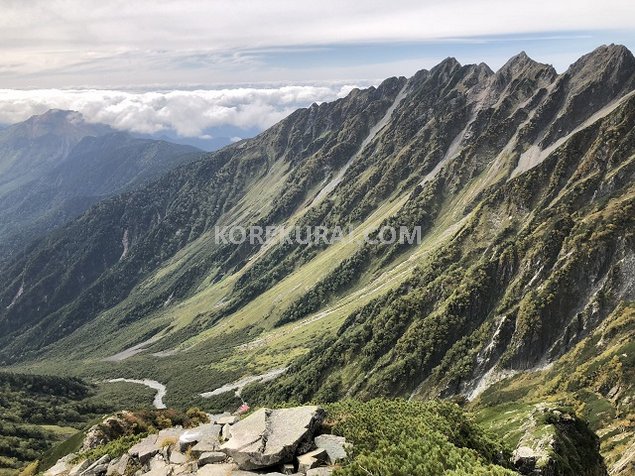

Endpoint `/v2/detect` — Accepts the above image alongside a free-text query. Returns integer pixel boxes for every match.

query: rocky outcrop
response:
[510,406,608,476]
[221,406,324,470]
[47,407,344,476]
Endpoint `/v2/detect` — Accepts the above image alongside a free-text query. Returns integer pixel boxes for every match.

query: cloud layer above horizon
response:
[1,0,635,88]
[0,83,368,137]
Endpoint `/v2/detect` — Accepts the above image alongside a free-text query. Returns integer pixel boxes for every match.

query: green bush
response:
[324,399,514,476]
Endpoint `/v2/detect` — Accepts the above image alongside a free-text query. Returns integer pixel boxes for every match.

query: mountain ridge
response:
[0,110,203,262]
[0,48,633,475]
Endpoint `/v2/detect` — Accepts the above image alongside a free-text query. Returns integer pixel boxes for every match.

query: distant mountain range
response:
[0,109,202,261]
[0,45,634,474]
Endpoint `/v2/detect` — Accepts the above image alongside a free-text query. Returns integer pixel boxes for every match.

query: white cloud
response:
[0,0,633,87]
[0,83,370,137]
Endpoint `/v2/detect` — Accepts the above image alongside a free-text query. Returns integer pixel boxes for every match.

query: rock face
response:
[221,407,325,470]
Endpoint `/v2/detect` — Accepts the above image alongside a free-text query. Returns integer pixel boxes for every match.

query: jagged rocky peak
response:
[495,51,557,88]
[564,43,635,94]
[531,44,635,147]
[429,56,462,80]
[457,62,495,91]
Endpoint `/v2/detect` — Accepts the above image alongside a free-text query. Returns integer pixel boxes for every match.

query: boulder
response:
[198,452,227,465]
[179,424,222,454]
[297,448,328,474]
[80,455,111,476]
[314,435,348,464]
[221,406,324,470]
[128,435,160,464]
[106,455,130,476]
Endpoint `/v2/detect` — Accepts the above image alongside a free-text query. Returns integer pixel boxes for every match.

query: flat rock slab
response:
[180,424,222,453]
[129,435,160,464]
[314,435,347,463]
[221,406,324,470]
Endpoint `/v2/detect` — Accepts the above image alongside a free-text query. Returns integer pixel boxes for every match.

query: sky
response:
[1,0,635,146]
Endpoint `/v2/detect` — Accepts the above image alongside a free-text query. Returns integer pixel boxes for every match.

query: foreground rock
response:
[221,406,325,470]
[313,435,347,464]
[45,406,343,476]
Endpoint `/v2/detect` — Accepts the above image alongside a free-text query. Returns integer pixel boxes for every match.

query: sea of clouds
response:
[0,83,370,138]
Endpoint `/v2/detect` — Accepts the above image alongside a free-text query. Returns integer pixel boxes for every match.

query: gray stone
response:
[129,435,159,464]
[179,424,222,453]
[172,463,197,476]
[80,455,111,476]
[191,437,221,456]
[306,468,333,476]
[148,455,167,471]
[216,415,239,425]
[106,455,130,476]
[221,406,324,470]
[169,450,188,465]
[198,452,227,465]
[144,464,174,476]
[314,435,348,464]
[69,460,91,476]
[297,449,327,474]
[197,463,238,476]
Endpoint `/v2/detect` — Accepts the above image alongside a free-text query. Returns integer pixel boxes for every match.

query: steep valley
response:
[1,45,635,474]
